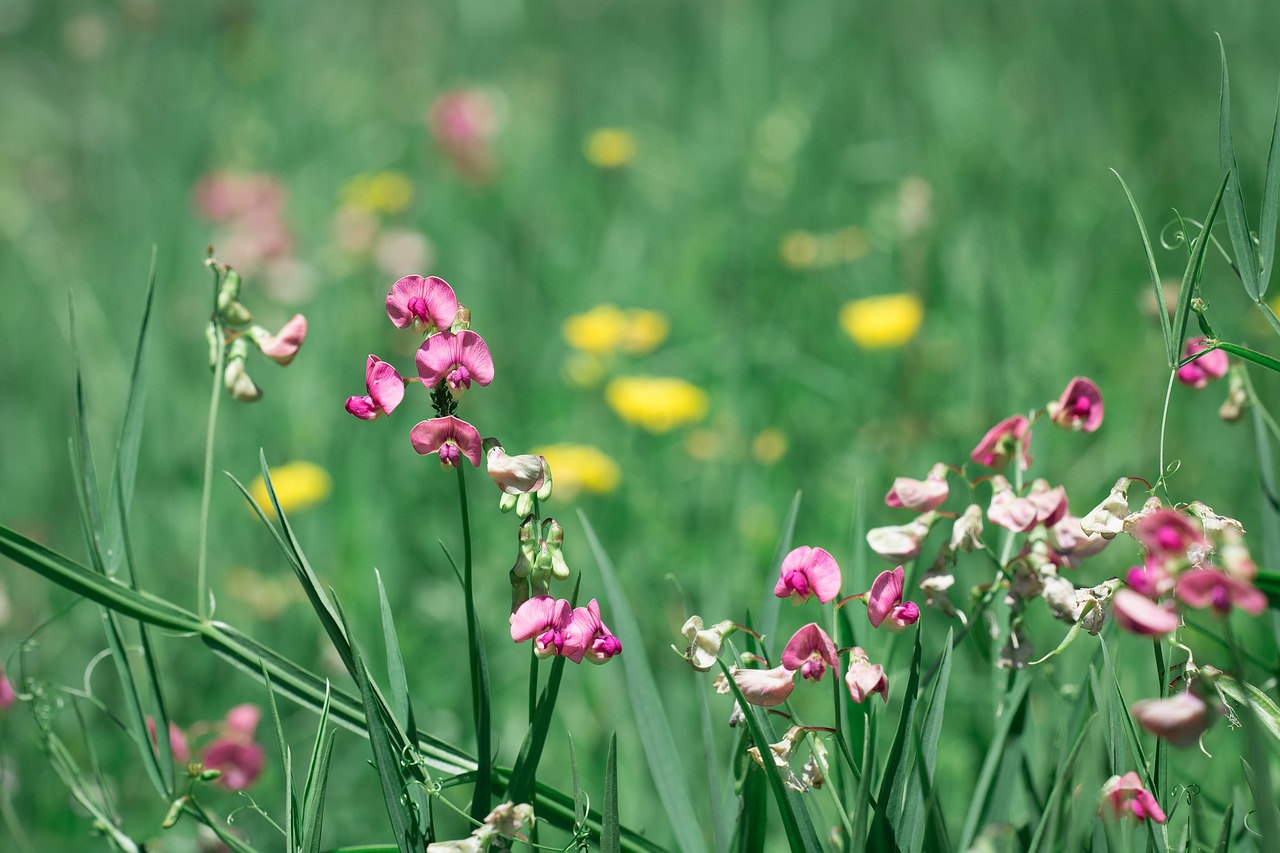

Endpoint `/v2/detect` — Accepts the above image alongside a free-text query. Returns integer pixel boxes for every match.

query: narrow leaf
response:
[958,672,1031,850]
[902,628,953,853]
[1262,74,1280,291]
[375,570,416,737]
[1219,36,1261,300]
[262,666,297,849]
[1214,802,1234,853]
[1026,710,1096,853]
[505,648,569,805]
[603,732,621,853]
[1112,169,1175,365]
[1217,341,1280,374]
[871,624,923,849]
[300,685,336,853]
[1172,173,1231,358]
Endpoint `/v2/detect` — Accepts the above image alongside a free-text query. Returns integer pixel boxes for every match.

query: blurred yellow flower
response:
[585,128,636,169]
[531,443,621,499]
[832,226,870,262]
[226,567,302,620]
[340,171,413,215]
[751,429,788,465]
[839,293,924,350]
[780,230,819,269]
[606,376,709,433]
[685,429,723,461]
[620,308,669,354]
[248,461,333,518]
[563,305,670,356]
[563,352,608,388]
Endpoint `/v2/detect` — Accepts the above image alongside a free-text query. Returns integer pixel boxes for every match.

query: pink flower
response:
[511,596,574,659]
[969,414,1031,471]
[147,717,191,763]
[0,666,15,710]
[224,704,261,737]
[1176,567,1266,617]
[1130,691,1211,748]
[429,89,502,181]
[774,546,842,604]
[781,623,839,682]
[865,566,921,632]
[987,475,1038,533]
[410,416,483,468]
[250,314,307,365]
[1102,772,1166,823]
[1112,589,1180,636]
[483,440,548,495]
[563,599,622,665]
[386,274,460,333]
[202,704,265,791]
[1126,559,1175,598]
[866,513,937,562]
[193,172,285,223]
[732,665,796,707]
[1026,480,1068,527]
[416,330,495,398]
[1132,509,1208,566]
[1049,514,1109,562]
[1175,338,1229,389]
[844,648,888,703]
[1048,377,1104,432]
[885,463,949,512]
[345,355,406,420]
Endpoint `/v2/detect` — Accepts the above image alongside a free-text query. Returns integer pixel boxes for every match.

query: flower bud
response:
[672,615,735,671]
[224,357,262,403]
[451,304,472,331]
[216,268,242,311]
[221,299,253,326]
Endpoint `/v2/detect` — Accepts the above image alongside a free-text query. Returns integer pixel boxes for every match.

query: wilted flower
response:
[385,274,459,333]
[483,439,548,495]
[867,512,937,562]
[417,330,495,398]
[1049,514,1109,562]
[1047,377,1104,432]
[1130,691,1211,748]
[410,416,483,469]
[1026,480,1068,527]
[223,353,262,403]
[781,623,839,682]
[427,801,532,853]
[844,648,888,703]
[673,616,735,671]
[1079,478,1131,539]
[746,726,809,793]
[970,415,1031,471]
[885,462,949,512]
[249,314,307,365]
[1184,501,1245,537]
[1112,589,1180,637]
[1176,568,1266,617]
[733,665,796,707]
[248,461,333,518]
[1101,772,1166,823]
[950,504,985,551]
[774,546,842,604]
[345,355,406,420]
[1175,338,1229,389]
[605,376,709,432]
[838,293,924,349]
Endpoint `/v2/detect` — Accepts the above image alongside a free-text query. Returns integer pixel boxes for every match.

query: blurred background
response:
[3,0,1280,849]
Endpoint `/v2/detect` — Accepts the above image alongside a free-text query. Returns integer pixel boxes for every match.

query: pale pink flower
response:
[867,513,937,562]
[1175,567,1266,617]
[193,172,285,223]
[410,416,483,468]
[1049,514,1109,562]
[385,274,459,333]
[1131,691,1211,748]
[864,566,920,632]
[563,599,622,665]
[416,330,495,398]
[224,704,261,737]
[1132,509,1208,566]
[250,314,307,365]
[733,665,796,707]
[844,648,888,703]
[1026,480,1068,527]
[1175,338,1229,389]
[1112,589,1180,636]
[345,355,405,420]
[147,717,190,763]
[970,414,1031,471]
[885,462,949,512]
[1047,377,1104,432]
[510,596,574,659]
[428,89,502,181]
[0,666,14,709]
[483,439,547,495]
[781,623,839,682]
[987,475,1038,533]
[1102,772,1166,823]
[774,546,842,604]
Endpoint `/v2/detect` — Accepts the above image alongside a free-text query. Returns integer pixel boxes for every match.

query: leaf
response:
[1241,758,1280,846]
[569,733,586,827]
[1216,341,1280,374]
[1026,709,1095,853]
[1262,74,1280,292]
[1172,173,1231,361]
[1214,802,1234,853]
[262,666,297,851]
[579,509,709,853]
[1216,676,1280,744]
[300,685,336,853]
[958,671,1031,850]
[869,624,923,851]
[505,641,569,805]
[1219,36,1261,301]
[603,732,621,853]
[755,490,802,657]
[902,628,953,853]
[375,570,416,740]
[1112,169,1175,365]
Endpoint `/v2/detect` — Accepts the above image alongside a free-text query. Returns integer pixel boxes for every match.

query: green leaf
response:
[262,666,298,851]
[1261,74,1280,292]
[1026,709,1095,853]
[869,624,923,851]
[1219,36,1262,301]
[1112,169,1175,365]
[375,570,416,739]
[958,672,1031,850]
[569,733,586,827]
[1255,570,1280,609]
[1216,341,1280,374]
[1172,172,1231,359]
[1102,639,1166,853]
[603,732,621,853]
[1214,802,1234,853]
[300,685,336,853]
[505,641,569,805]
[1216,676,1280,744]
[1241,758,1280,846]
[902,628,953,853]
[755,490,802,657]
[580,510,709,853]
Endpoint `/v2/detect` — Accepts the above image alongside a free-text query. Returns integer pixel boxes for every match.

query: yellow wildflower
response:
[606,376,709,433]
[751,429,788,465]
[619,308,669,354]
[839,293,924,350]
[780,230,819,269]
[685,429,723,461]
[248,461,332,518]
[563,352,607,388]
[563,304,629,354]
[832,226,870,262]
[340,171,413,215]
[531,443,621,500]
[585,129,636,169]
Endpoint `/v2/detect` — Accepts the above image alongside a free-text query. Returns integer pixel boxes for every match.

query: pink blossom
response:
[885,462,949,512]
[416,330,495,398]
[250,314,307,365]
[563,599,622,665]
[1126,559,1175,598]
[987,475,1038,533]
[1102,772,1166,823]
[385,274,460,333]
[1175,567,1266,617]
[969,414,1031,471]
[147,717,191,763]
[1047,377,1104,432]
[1130,691,1211,748]
[0,666,15,710]
[732,665,796,707]
[865,566,920,632]
[410,416,483,468]
[774,546,842,604]
[1112,589,1180,636]
[193,172,286,223]
[483,440,548,495]
[429,89,502,181]
[202,704,265,791]
[510,596,574,659]
[1049,514,1109,562]
[224,704,261,737]
[1132,509,1207,566]
[781,623,839,682]
[867,513,937,562]
[1175,338,1229,389]
[1026,480,1068,527]
[345,355,406,420]
[844,648,888,703]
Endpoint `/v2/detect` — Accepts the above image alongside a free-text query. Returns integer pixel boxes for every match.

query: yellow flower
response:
[751,429,788,465]
[563,352,607,388]
[685,429,723,461]
[839,293,924,350]
[340,171,413,215]
[606,376,709,433]
[248,461,332,518]
[585,128,636,169]
[780,230,819,269]
[531,443,621,500]
[563,305,670,356]
[619,308,669,354]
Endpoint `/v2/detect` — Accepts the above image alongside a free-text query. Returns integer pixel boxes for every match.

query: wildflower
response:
[1047,377,1104,432]
[867,512,937,562]
[987,476,1038,533]
[340,171,413,215]
[746,726,809,793]
[1220,367,1248,421]
[1218,529,1257,581]
[427,801,533,853]
[1049,514,1109,562]
[1121,496,1164,536]
[510,596,574,659]
[673,616,736,671]
[782,623,839,682]
[563,599,622,664]
[862,566,920,632]
[1130,691,1211,748]
[1184,501,1245,537]
[248,461,332,517]
[563,305,671,356]
[844,648,888,703]
[584,128,636,169]
[1079,478,1131,539]
[1026,480,1068,527]
[385,274,459,333]
[838,293,924,349]
[345,355,406,420]
[733,665,796,707]
[483,439,548,495]
[1175,337,1229,389]
[416,330,495,398]
[429,88,503,182]
[801,739,829,789]
[0,666,15,709]
[1112,589,1180,637]
[970,414,1031,471]
[1126,558,1175,599]
[530,443,620,498]
[774,546,842,604]
[751,429,788,465]
[950,504,985,551]
[373,229,434,279]
[1175,567,1266,617]
[885,462,949,512]
[202,704,265,791]
[1102,772,1166,823]
[410,416,483,469]
[248,314,307,365]
[1132,509,1208,566]
[606,376,709,432]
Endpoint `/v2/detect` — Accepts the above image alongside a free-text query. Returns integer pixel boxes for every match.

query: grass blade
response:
[375,569,416,739]
[869,624,923,852]
[1216,341,1280,374]
[1219,36,1261,301]
[1172,173,1231,359]
[300,685,336,853]
[262,667,297,850]
[1112,169,1174,365]
[902,628,953,853]
[1262,75,1280,292]
[603,732,621,853]
[958,671,1031,850]
[1026,709,1095,853]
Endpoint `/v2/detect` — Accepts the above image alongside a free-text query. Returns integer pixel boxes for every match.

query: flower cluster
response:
[206,260,308,402]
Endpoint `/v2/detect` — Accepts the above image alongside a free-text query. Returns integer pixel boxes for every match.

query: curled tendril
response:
[1160,218,1190,251]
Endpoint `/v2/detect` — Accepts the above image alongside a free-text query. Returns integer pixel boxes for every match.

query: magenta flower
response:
[1175,338,1229,389]
[202,704,265,791]
[1112,589,1180,636]
[510,596,574,659]
[844,648,888,703]
[1176,567,1266,617]
[1132,509,1207,566]
[1047,377,1104,432]
[732,665,796,707]
[987,475,1038,533]
[0,666,15,710]
[385,274,459,332]
[345,355,406,420]
[865,566,920,632]
[885,462,949,512]
[250,314,307,365]
[1102,772,1166,823]
[1126,559,1175,598]
[1026,480,1068,527]
[774,546,842,604]
[969,414,1031,471]
[563,599,622,665]
[781,623,839,682]
[1130,691,1211,748]
[411,416,483,468]
[416,330,495,398]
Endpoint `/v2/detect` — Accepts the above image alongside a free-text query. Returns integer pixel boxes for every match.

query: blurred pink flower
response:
[0,666,15,709]
[1113,589,1179,636]
[970,414,1031,471]
[429,89,502,182]
[410,416,483,468]
[250,314,307,365]
[1175,338,1228,389]
[774,546,842,604]
[844,648,888,703]
[1176,567,1266,617]
[1048,377,1104,432]
[386,274,459,333]
[1130,691,1211,748]
[1102,772,1166,823]
[1132,509,1207,566]
[885,462,949,512]
[416,330,495,398]
[864,566,920,632]
[345,355,405,420]
[147,717,190,763]
[781,623,839,682]
[203,704,265,791]
[733,665,796,707]
[193,172,285,223]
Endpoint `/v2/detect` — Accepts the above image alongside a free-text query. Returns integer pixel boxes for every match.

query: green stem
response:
[197,306,225,621]
[1156,369,1176,498]
[456,464,491,822]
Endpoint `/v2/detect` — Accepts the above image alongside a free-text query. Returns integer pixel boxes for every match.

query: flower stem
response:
[1156,369,1176,498]
[455,463,491,821]
[196,315,224,622]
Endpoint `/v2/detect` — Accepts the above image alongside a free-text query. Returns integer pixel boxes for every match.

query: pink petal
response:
[454,329,495,385]
[386,275,459,330]
[733,665,796,707]
[885,472,949,512]
[1177,568,1266,616]
[203,739,265,791]
[510,596,571,642]
[366,355,405,415]
[416,330,494,391]
[867,566,906,628]
[225,704,262,737]
[1113,589,1180,636]
[844,651,888,703]
[781,623,839,672]
[256,314,307,365]
[345,395,378,419]
[1050,377,1104,432]
[410,417,483,467]
[969,414,1031,470]
[1131,692,1210,748]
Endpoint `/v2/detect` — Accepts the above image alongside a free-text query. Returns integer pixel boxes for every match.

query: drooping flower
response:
[1047,377,1104,432]
[345,355,406,420]
[1101,772,1166,823]
[987,475,1038,533]
[732,665,796,707]
[1175,567,1266,617]
[249,314,307,365]
[844,648,888,703]
[563,599,622,665]
[385,274,459,333]
[864,566,921,632]
[410,416,483,469]
[885,462,949,512]
[774,546,842,604]
[950,504,985,552]
[202,704,265,791]
[248,461,333,518]
[224,354,262,402]
[1130,691,1212,748]
[970,414,1031,471]
[605,376,709,432]
[1079,478,1131,539]
[416,330,495,398]
[838,293,924,349]
[1175,338,1229,390]
[510,596,574,659]
[483,439,548,495]
[1112,589,1180,637]
[1132,509,1208,567]
[781,623,839,682]
[867,512,938,562]
[673,616,736,671]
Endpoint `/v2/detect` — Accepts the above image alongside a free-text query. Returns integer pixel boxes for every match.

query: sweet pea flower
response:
[510,596,574,659]
[746,726,810,793]
[774,546,842,604]
[249,314,307,365]
[867,512,937,562]
[1130,691,1211,748]
[844,648,888,703]
[0,665,14,710]
[1102,772,1166,823]
[1132,509,1208,566]
[885,463,949,512]
[1175,567,1266,617]
[863,566,920,632]
[781,623,839,682]
[563,599,622,664]
[1126,559,1175,598]
[1049,514,1109,562]
[416,330,495,398]
[969,414,1031,471]
[345,355,406,420]
[1185,501,1245,537]
[1112,589,1180,636]
[673,616,735,672]
[987,476,1038,533]
[411,416,483,468]
[386,274,459,332]
[732,665,796,707]
[1026,479,1068,527]
[202,704,265,791]
[1175,337,1229,390]
[483,439,547,495]
[1079,478,1131,539]
[950,504,985,552]
[1047,377,1104,432]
